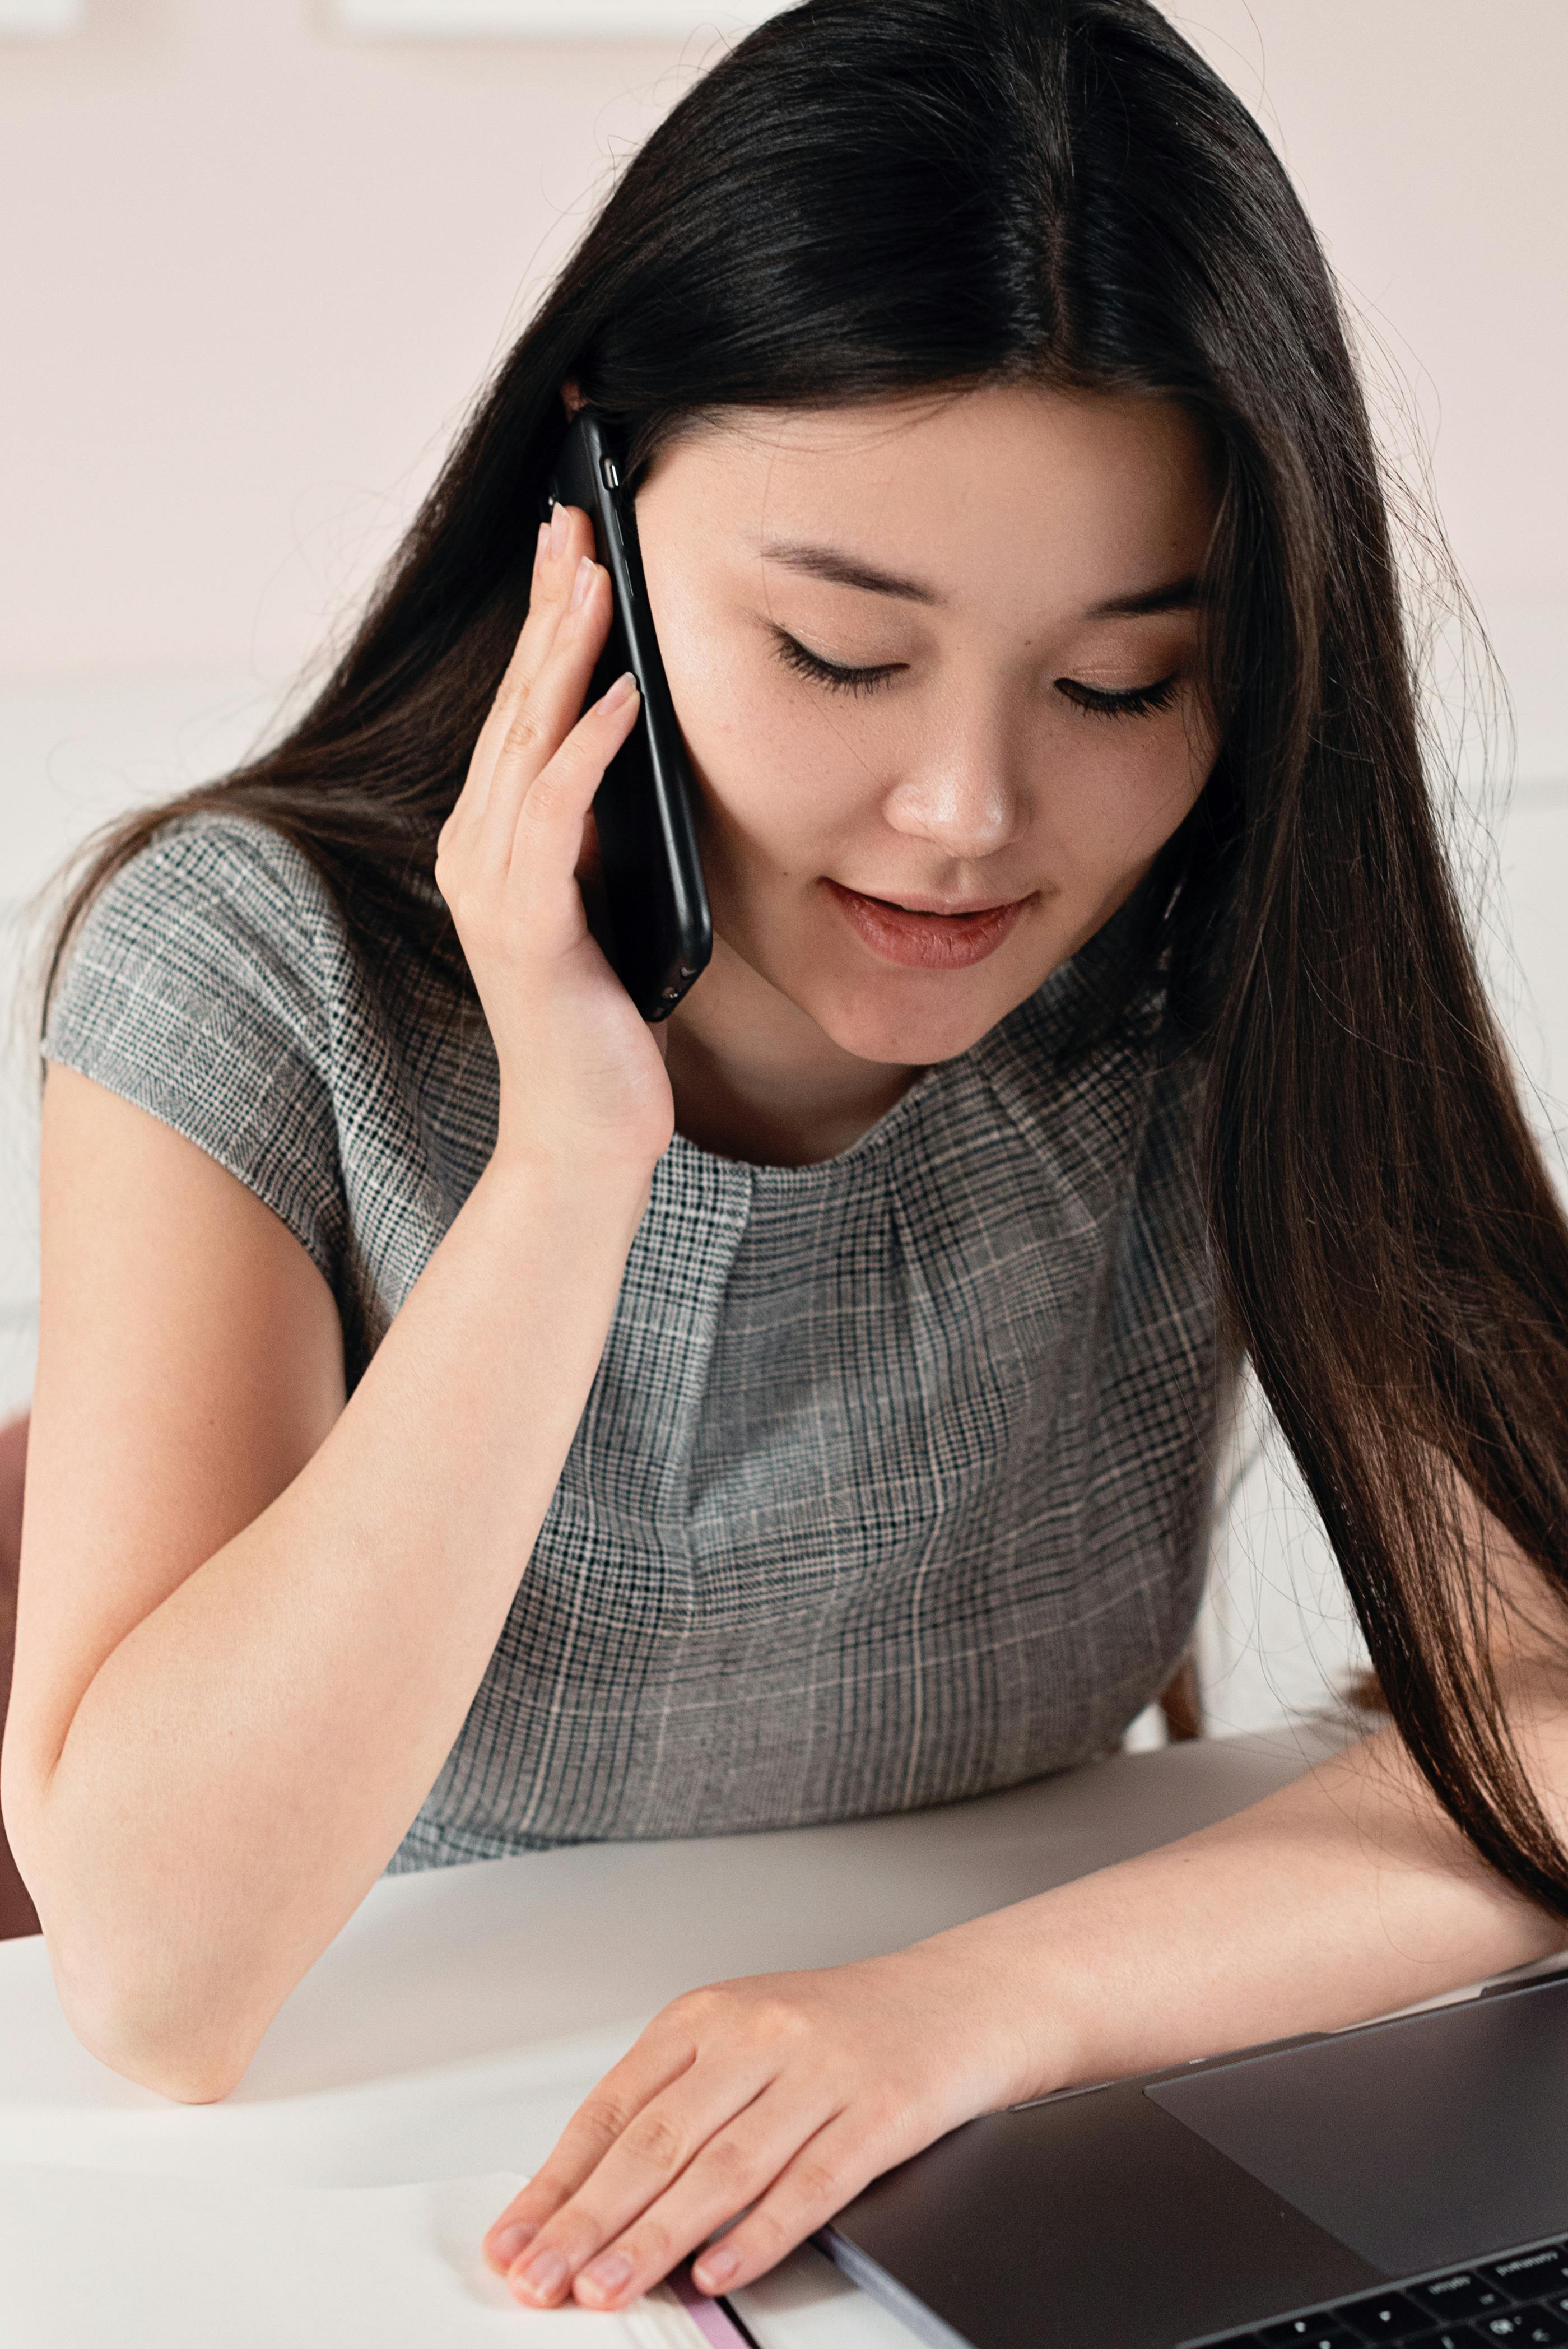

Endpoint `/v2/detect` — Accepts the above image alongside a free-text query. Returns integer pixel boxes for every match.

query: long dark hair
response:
[46,0,1568,1913]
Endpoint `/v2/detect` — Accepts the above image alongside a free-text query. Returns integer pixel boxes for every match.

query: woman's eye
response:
[1055,673,1181,720]
[771,635,1180,714]
[773,631,903,697]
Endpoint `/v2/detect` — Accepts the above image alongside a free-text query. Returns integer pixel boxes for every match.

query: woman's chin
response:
[798,973,1031,1070]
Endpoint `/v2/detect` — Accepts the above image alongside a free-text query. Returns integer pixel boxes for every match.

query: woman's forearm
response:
[933,1710,1568,2102]
[468,1707,1568,2315]
[30,1151,650,2102]
[459,1641,1568,2315]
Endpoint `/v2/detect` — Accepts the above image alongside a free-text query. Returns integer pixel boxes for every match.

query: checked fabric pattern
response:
[44,813,1227,1868]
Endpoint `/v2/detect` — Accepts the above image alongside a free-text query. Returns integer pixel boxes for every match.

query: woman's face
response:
[635,383,1219,1068]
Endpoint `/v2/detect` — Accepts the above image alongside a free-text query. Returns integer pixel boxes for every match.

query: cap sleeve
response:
[43,813,348,1295]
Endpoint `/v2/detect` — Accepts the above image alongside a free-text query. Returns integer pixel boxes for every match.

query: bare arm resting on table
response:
[2,1075,650,2100]
[0,506,660,2102]
[481,1681,1568,2313]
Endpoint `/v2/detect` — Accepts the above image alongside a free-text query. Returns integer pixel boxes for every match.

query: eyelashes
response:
[771,630,1181,720]
[772,632,903,698]
[1053,674,1182,721]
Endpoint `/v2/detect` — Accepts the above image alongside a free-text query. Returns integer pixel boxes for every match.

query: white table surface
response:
[0,1725,1347,2343]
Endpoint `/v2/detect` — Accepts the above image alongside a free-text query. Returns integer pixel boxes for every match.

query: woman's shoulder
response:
[59,806,347,981]
[41,807,375,1296]
[45,804,417,1064]
[43,804,488,1328]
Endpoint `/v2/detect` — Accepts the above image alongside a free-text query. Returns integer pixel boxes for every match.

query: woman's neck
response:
[663,939,920,1169]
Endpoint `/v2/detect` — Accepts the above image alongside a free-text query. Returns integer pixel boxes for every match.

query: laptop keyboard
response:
[1194,2238,1568,2349]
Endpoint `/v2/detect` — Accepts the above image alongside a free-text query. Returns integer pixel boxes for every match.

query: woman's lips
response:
[823,879,1030,970]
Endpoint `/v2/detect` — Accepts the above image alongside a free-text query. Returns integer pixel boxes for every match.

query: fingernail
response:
[550,501,570,559]
[578,2251,632,2301]
[490,2220,538,2267]
[534,520,550,566]
[694,2246,739,2291]
[515,2249,569,2303]
[569,555,594,612]
[600,669,638,711]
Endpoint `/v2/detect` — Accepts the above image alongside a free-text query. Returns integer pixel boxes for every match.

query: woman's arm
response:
[0,508,662,2103]
[480,1669,1568,2313]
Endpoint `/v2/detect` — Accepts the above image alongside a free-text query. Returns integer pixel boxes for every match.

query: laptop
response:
[820,1967,1568,2349]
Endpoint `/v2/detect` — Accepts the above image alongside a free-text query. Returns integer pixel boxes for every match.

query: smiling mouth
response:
[823,880,1032,970]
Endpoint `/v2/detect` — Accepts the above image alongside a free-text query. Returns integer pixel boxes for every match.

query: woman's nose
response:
[880,733,1029,861]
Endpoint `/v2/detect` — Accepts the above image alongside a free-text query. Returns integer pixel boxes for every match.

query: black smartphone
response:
[544,411,712,1022]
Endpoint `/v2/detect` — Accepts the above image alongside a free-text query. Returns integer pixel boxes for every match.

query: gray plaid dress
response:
[44,813,1224,1870]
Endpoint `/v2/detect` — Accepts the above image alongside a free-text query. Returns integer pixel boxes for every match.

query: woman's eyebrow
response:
[759,542,1202,620]
[1087,575,1203,618]
[760,541,942,603]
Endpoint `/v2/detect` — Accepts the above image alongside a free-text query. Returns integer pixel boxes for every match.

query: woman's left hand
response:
[481,1937,1048,2310]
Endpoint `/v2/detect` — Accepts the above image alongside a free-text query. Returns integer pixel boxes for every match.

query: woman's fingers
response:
[501,667,640,945]
[466,555,613,864]
[691,2107,899,2296]
[479,1948,1031,2313]
[497,2073,904,2315]
[482,1981,912,2314]
[483,2018,704,2273]
[493,2054,805,2306]
[436,667,639,959]
[487,501,594,733]
[481,554,615,850]
[508,667,639,873]
[446,500,600,836]
[562,2084,841,2310]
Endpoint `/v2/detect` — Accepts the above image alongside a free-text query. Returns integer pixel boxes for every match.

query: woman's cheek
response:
[1044,720,1211,880]
[705,742,869,891]
[682,669,889,876]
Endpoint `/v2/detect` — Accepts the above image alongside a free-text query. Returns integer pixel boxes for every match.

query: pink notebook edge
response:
[664,2261,760,2349]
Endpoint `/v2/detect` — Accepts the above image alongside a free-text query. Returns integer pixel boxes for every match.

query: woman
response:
[6,0,1568,2317]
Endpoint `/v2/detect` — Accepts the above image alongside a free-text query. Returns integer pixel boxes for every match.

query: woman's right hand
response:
[435,501,676,1179]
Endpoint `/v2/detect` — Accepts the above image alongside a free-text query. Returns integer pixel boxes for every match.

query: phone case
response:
[545,412,712,1022]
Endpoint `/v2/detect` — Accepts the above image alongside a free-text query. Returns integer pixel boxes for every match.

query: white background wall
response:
[2,2,1565,1733]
